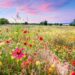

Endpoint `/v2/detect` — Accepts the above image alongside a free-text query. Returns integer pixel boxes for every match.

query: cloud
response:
[0,0,14,8]
[18,5,38,15]
[0,0,71,14]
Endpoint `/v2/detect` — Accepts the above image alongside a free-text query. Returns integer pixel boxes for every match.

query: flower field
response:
[0,25,75,75]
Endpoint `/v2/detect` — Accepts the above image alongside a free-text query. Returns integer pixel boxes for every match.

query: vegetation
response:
[25,22,28,25]
[40,20,48,25]
[0,18,9,25]
[70,19,75,26]
[0,25,75,75]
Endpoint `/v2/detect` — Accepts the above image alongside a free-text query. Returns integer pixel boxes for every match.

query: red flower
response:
[39,36,43,41]
[24,61,29,66]
[70,71,75,75]
[72,60,75,66]
[29,44,32,48]
[6,40,11,44]
[21,61,30,68]
[23,30,29,34]
[24,42,28,46]
[12,48,25,60]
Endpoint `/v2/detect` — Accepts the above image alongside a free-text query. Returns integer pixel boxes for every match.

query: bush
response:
[0,18,9,25]
[40,20,48,25]
[44,20,48,25]
[25,22,28,25]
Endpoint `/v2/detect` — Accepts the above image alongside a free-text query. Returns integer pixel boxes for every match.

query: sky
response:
[0,0,75,23]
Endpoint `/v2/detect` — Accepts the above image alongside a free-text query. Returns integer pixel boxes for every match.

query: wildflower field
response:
[0,25,75,75]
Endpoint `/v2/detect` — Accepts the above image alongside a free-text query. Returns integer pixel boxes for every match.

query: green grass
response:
[0,25,75,75]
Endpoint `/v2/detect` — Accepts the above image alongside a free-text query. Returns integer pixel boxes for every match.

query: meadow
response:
[0,25,75,75]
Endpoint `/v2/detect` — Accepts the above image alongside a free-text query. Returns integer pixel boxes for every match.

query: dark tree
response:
[44,20,48,25]
[40,22,44,25]
[70,19,75,26]
[60,23,63,26]
[0,18,9,25]
[25,22,28,25]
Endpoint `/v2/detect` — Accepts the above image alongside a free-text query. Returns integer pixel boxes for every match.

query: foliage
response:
[0,18,9,25]
[40,20,48,25]
[25,22,28,25]
[0,25,75,74]
[70,19,75,26]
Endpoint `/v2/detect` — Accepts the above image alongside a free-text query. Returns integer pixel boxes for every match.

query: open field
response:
[0,25,75,75]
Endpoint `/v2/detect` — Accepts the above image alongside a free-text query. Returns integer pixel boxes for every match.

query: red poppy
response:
[6,40,11,44]
[72,60,75,66]
[23,30,29,34]
[39,36,43,41]
[70,71,75,75]
[29,44,32,48]
[24,61,29,66]
[21,60,30,68]
[24,42,28,46]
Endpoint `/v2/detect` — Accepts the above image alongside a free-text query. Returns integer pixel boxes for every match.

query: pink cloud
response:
[17,2,57,14]
[0,0,71,15]
[18,5,38,15]
[17,3,55,15]
[0,0,14,8]
[37,3,54,12]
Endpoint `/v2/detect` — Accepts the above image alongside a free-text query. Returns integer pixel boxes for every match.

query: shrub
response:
[25,22,28,25]
[40,20,48,25]
[0,18,9,25]
[44,20,48,25]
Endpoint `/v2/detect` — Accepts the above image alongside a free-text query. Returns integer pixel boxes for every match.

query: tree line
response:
[0,18,75,26]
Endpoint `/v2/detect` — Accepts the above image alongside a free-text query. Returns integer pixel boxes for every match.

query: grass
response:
[0,25,75,75]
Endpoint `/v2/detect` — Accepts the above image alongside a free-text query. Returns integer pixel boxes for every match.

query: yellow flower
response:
[48,67,53,73]
[51,64,55,69]
[11,56,15,59]
[36,61,41,66]
[48,64,55,73]
[0,61,3,66]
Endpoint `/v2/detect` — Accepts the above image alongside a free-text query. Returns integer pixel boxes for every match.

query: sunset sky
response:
[0,0,75,23]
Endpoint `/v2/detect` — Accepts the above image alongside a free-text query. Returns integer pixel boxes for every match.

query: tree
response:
[0,18,9,25]
[25,22,28,25]
[70,19,75,26]
[59,23,63,26]
[40,20,48,25]
[44,20,48,25]
[40,22,44,25]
